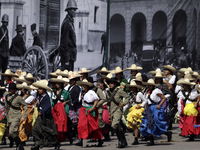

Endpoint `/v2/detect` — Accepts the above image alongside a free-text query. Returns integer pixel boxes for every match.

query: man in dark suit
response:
[60,0,78,71]
[0,14,9,81]
[31,23,43,49]
[10,24,26,56]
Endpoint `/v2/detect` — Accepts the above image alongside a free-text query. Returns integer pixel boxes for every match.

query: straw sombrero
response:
[25,73,38,80]
[151,71,166,78]
[143,79,159,86]
[63,78,69,83]
[15,69,26,77]
[30,85,38,90]
[126,80,142,89]
[13,76,29,83]
[49,69,61,77]
[32,79,52,91]
[96,67,110,74]
[0,69,18,77]
[56,70,69,77]
[68,73,78,80]
[192,71,200,78]
[177,78,195,87]
[101,73,113,80]
[134,73,143,83]
[148,68,166,76]
[76,79,94,87]
[74,71,82,78]
[126,64,143,70]
[78,68,91,74]
[179,67,193,74]
[162,65,176,73]
[110,66,125,74]
[184,71,195,81]
[50,75,67,83]
[16,82,32,90]
[0,86,5,90]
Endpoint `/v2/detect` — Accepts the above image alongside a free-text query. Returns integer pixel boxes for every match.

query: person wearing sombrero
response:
[10,24,26,56]
[134,73,148,94]
[75,79,103,147]
[96,67,110,78]
[126,80,144,145]
[111,66,127,91]
[105,77,130,148]
[78,67,94,83]
[16,82,35,146]
[67,72,82,137]
[138,79,170,146]
[25,73,39,98]
[0,69,17,91]
[176,78,200,141]
[31,80,60,150]
[126,64,143,83]
[50,76,73,144]
[4,82,28,150]
[15,69,26,78]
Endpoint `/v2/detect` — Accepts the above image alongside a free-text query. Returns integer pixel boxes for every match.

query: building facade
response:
[110,0,200,58]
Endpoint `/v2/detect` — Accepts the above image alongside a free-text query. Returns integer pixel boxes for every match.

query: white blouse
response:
[141,88,163,107]
[82,90,99,107]
[177,89,198,104]
[24,95,35,104]
[163,75,176,84]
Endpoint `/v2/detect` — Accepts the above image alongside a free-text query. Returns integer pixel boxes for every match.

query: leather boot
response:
[0,134,6,145]
[75,139,83,146]
[146,136,155,146]
[166,131,172,142]
[132,137,139,145]
[115,129,124,148]
[54,142,61,150]
[120,130,127,147]
[8,136,14,148]
[97,139,103,147]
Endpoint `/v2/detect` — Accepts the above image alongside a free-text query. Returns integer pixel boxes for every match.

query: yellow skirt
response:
[126,104,144,129]
[184,103,198,117]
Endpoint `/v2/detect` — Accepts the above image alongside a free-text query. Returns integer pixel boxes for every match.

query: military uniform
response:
[5,94,28,138]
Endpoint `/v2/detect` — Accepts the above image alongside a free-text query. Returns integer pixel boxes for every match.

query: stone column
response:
[166,15,173,46]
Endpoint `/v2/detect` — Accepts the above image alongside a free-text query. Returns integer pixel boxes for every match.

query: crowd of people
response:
[0,64,200,150]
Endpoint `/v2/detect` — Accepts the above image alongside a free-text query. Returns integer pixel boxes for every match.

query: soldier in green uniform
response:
[105,78,130,148]
[5,83,28,150]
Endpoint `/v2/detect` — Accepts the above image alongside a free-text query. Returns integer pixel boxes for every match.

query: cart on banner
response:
[8,45,61,79]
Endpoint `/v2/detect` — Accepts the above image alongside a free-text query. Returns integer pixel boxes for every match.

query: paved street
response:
[1,123,200,150]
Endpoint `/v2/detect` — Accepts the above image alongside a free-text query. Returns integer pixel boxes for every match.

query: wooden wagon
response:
[8,45,60,79]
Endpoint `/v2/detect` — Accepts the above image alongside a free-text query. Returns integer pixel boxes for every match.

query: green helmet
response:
[65,0,78,11]
[1,14,9,22]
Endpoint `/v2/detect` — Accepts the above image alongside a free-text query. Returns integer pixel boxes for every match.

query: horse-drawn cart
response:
[8,45,60,79]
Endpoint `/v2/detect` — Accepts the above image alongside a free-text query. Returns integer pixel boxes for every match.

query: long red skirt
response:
[77,107,102,140]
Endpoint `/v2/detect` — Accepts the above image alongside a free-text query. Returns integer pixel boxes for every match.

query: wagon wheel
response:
[21,46,49,79]
[52,53,61,72]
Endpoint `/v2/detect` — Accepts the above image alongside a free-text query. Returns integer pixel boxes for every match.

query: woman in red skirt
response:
[75,79,103,147]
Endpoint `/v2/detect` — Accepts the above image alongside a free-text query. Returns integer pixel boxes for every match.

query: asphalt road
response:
[1,123,200,150]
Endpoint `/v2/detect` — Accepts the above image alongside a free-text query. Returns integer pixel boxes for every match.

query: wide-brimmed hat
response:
[15,69,26,77]
[74,71,82,78]
[50,75,67,83]
[96,67,110,74]
[0,86,5,90]
[30,85,38,90]
[110,66,125,74]
[134,73,143,83]
[78,68,91,74]
[192,71,200,79]
[49,69,61,77]
[56,70,69,77]
[179,67,193,74]
[101,73,113,80]
[143,79,159,86]
[0,69,18,77]
[76,79,94,87]
[25,73,38,80]
[63,78,69,83]
[32,79,52,91]
[177,78,195,87]
[148,68,166,76]
[151,71,166,78]
[177,72,184,79]
[126,64,143,71]
[162,65,176,73]
[184,71,195,81]
[68,72,80,80]
[13,76,29,83]
[16,82,32,90]
[126,80,142,89]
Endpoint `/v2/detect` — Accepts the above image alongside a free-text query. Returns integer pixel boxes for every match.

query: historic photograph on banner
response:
[0,0,199,81]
